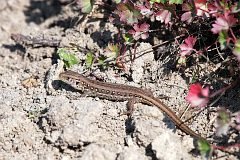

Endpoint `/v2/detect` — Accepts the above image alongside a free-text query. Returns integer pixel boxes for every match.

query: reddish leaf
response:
[235,112,240,131]
[128,23,150,40]
[207,1,224,17]
[179,36,197,56]
[155,10,172,24]
[181,0,209,23]
[212,18,228,34]
[181,11,193,23]
[186,83,209,108]
[137,1,153,16]
[116,3,141,25]
[207,3,218,16]
[211,12,237,34]
[182,2,192,11]
[194,0,209,17]
[181,3,193,23]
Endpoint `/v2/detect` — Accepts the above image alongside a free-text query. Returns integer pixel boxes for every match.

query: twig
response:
[11,33,60,47]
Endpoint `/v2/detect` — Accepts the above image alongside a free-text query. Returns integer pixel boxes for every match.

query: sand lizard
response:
[59,70,206,140]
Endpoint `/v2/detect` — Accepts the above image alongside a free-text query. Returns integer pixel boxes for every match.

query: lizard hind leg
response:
[120,98,141,117]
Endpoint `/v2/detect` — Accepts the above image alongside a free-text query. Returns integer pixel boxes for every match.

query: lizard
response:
[59,70,207,141]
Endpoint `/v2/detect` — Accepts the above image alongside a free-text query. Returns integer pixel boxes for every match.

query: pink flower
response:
[128,23,150,40]
[179,36,197,56]
[186,83,210,107]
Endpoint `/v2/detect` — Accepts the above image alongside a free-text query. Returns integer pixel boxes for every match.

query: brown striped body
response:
[59,70,206,140]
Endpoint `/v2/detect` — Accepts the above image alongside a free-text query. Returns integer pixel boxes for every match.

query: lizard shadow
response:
[52,80,82,94]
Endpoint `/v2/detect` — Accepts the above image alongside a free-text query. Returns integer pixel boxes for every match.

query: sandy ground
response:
[0,0,239,159]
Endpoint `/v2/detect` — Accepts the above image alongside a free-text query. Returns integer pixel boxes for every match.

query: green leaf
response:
[218,110,230,124]
[218,31,227,50]
[123,34,134,44]
[113,0,121,3]
[197,139,212,159]
[80,0,93,13]
[117,3,140,25]
[85,52,95,68]
[106,43,120,58]
[169,0,183,4]
[233,39,240,57]
[126,9,141,25]
[150,0,166,3]
[216,109,231,136]
[98,55,107,66]
[57,48,79,68]
[177,56,186,65]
